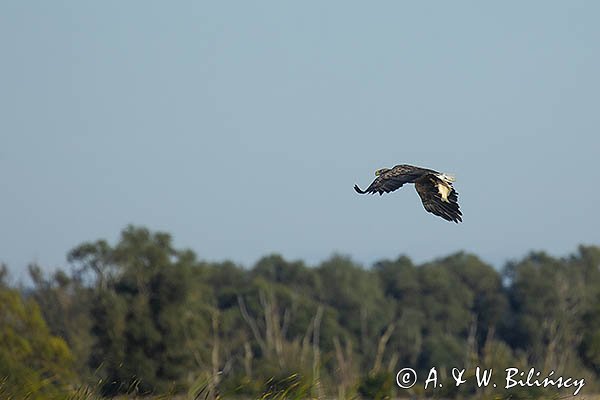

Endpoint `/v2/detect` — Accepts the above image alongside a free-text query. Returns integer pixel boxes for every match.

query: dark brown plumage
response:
[354,164,462,223]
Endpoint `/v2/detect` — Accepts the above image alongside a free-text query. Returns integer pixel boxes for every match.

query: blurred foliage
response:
[1,227,600,398]
[0,280,74,399]
[357,372,393,400]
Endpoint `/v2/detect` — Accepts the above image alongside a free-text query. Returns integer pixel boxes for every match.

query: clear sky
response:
[1,2,599,278]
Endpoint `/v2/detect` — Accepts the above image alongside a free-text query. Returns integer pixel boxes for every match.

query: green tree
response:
[28,264,94,378]
[0,285,73,399]
[68,225,207,395]
[504,252,586,371]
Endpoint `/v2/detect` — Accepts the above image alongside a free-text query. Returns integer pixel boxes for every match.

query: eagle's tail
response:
[354,184,367,194]
[436,173,456,183]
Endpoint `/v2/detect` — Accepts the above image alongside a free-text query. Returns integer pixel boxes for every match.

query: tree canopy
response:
[1,226,600,399]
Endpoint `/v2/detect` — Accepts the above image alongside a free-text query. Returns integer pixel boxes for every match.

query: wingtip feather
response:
[354,184,366,194]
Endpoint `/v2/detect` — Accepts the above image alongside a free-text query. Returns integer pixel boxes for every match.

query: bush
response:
[357,372,393,400]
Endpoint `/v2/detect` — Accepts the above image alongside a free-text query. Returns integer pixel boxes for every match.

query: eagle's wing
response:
[414,174,462,223]
[354,167,417,195]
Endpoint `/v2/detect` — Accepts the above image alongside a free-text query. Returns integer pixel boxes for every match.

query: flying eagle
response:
[354,164,462,223]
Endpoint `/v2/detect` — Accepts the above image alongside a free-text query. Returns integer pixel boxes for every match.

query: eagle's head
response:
[375,168,390,176]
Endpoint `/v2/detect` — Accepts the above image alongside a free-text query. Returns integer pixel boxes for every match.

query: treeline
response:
[1,225,600,399]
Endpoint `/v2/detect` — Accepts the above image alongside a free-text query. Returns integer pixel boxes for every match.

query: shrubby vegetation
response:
[1,225,600,398]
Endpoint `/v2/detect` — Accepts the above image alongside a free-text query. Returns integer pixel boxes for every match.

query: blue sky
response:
[1,2,599,278]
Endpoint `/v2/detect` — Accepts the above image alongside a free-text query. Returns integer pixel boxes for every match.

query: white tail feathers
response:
[437,173,456,183]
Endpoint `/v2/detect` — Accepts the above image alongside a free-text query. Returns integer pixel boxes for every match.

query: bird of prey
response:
[354,164,462,223]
